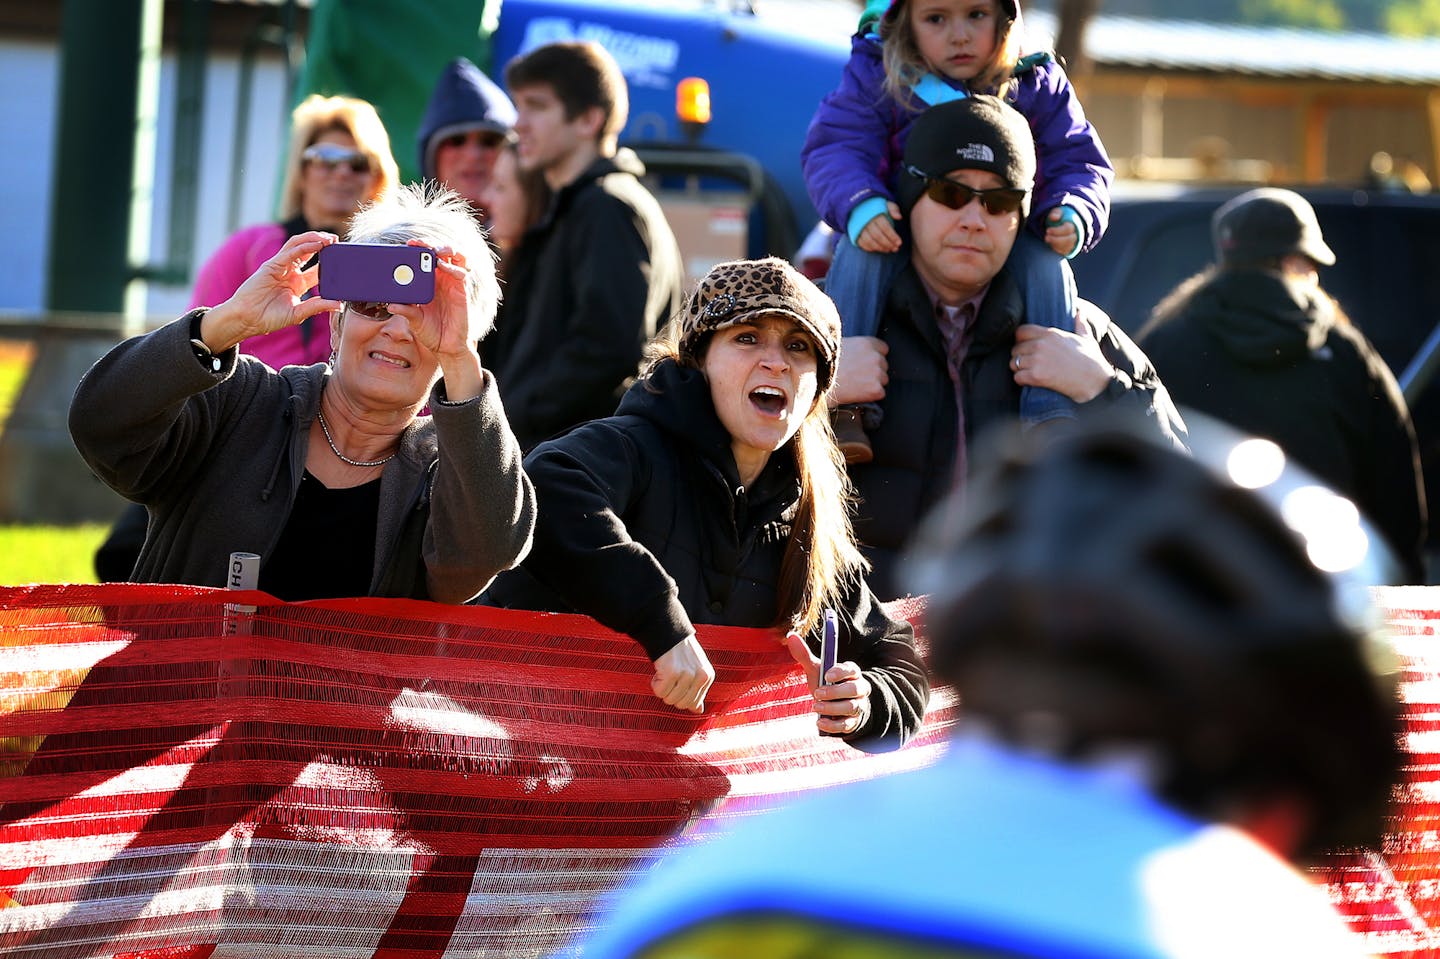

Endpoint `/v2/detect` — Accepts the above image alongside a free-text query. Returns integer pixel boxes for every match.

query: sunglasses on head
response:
[346,301,394,320]
[303,143,373,175]
[441,129,510,151]
[906,165,1026,215]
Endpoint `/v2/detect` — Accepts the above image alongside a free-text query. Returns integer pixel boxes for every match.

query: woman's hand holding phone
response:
[201,231,342,352]
[784,612,873,738]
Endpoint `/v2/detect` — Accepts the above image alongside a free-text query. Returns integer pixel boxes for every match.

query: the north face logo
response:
[956,143,995,163]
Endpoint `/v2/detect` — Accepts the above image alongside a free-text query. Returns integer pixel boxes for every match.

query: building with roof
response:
[1023,11,1440,187]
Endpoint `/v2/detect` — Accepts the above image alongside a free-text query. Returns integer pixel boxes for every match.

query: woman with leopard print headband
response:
[479,257,928,752]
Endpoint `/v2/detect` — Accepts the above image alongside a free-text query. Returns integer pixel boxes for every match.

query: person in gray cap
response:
[416,57,516,219]
[480,256,928,749]
[1139,187,1427,582]
[828,95,1186,599]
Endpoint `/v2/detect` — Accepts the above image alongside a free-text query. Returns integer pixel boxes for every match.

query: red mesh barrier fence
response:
[0,584,953,958]
[1320,586,1440,956]
[0,584,1436,956]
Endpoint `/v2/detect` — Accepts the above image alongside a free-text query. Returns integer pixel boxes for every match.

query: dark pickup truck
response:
[1069,184,1440,573]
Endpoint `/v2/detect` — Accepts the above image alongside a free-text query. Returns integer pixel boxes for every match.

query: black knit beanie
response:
[898,96,1036,218]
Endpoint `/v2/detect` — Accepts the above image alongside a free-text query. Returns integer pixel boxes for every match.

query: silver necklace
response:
[316,410,396,468]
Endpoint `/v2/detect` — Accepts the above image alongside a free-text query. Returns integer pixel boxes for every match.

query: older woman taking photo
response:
[191,93,400,370]
[481,258,928,751]
[71,184,535,603]
[94,94,403,584]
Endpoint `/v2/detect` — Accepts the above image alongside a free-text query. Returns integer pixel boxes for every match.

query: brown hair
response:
[880,0,1024,108]
[277,94,400,223]
[505,139,552,237]
[1140,262,1353,342]
[504,41,630,151]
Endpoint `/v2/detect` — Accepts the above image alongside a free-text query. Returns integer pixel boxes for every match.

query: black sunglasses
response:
[440,129,510,151]
[905,165,1026,215]
[303,143,373,175]
[346,301,393,320]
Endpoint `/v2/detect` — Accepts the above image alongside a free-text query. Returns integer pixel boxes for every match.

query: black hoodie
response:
[481,359,930,751]
[1140,268,1426,580]
[416,57,516,179]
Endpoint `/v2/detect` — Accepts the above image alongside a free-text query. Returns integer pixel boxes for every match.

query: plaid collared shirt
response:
[932,289,986,487]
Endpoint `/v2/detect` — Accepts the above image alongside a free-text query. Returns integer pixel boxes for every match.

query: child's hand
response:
[856,202,904,254]
[1044,207,1082,257]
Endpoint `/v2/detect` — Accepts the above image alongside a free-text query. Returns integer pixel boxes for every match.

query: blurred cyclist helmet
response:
[905,416,1403,858]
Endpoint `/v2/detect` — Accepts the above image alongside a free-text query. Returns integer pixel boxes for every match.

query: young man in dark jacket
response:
[828,96,1187,598]
[488,40,685,451]
[1138,188,1427,582]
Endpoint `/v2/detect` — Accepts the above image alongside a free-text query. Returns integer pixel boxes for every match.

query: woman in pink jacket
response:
[189,94,399,369]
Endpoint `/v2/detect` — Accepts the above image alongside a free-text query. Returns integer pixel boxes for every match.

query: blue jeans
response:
[828,236,905,430]
[1008,232,1080,426]
[828,230,1080,429]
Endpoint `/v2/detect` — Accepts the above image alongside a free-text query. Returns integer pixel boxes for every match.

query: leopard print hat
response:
[676,256,841,392]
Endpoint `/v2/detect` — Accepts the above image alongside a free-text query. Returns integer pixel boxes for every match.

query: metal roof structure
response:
[186,3,1440,86]
[1024,10,1440,86]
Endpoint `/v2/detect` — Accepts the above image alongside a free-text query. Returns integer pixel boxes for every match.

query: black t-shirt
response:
[258,471,380,600]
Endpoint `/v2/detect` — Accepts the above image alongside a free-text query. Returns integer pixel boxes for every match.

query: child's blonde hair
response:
[879,0,1024,108]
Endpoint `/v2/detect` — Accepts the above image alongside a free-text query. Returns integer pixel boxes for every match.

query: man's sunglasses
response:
[906,165,1026,215]
[440,129,510,151]
[346,301,394,320]
[303,143,374,175]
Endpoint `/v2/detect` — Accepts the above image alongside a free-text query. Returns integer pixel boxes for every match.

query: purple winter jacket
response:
[801,35,1114,253]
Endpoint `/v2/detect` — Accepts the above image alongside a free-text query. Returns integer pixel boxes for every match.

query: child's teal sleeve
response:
[911,73,969,106]
[1051,205,1087,259]
[847,197,893,245]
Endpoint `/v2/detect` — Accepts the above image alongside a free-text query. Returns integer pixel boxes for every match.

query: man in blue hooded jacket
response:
[416,57,516,220]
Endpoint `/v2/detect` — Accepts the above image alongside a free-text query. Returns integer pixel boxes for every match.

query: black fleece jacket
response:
[485,151,684,451]
[481,359,930,751]
[1139,268,1426,581]
[849,264,1188,600]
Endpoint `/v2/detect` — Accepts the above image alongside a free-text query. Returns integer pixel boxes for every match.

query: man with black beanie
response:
[829,95,1187,598]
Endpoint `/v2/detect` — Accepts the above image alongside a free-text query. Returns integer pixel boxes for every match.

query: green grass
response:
[0,524,107,586]
[0,344,105,586]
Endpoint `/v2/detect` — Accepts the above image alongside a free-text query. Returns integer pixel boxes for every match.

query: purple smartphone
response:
[318,243,436,305]
[818,608,841,737]
[821,608,839,685]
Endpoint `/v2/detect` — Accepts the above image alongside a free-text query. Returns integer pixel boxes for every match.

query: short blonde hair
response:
[277,94,400,222]
[346,182,502,338]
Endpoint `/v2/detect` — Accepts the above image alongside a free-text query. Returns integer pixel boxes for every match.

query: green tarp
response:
[296,0,504,184]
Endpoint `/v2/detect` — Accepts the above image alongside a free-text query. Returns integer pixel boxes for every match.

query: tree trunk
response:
[1053,0,1100,80]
